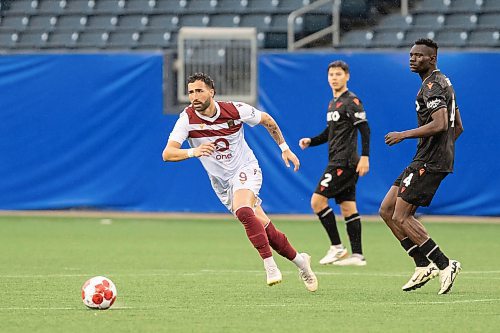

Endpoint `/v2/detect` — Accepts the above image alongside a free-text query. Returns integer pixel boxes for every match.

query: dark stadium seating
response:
[0,0,498,50]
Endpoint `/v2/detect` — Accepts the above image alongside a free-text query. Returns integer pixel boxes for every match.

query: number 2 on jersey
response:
[320,173,332,188]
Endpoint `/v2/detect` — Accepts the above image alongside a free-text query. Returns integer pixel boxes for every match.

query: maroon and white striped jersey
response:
[168,101,262,180]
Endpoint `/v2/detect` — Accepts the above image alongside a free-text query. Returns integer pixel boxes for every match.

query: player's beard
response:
[193,99,210,112]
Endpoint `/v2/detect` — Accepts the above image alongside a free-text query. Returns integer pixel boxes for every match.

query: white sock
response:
[263,256,277,269]
[292,253,306,269]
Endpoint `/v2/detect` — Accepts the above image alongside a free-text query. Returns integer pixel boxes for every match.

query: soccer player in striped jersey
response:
[379,38,464,294]
[162,72,318,291]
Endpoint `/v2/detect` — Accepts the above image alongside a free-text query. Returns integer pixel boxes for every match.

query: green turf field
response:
[0,214,499,333]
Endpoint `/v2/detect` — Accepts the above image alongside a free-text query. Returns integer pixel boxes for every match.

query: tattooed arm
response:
[259,112,300,172]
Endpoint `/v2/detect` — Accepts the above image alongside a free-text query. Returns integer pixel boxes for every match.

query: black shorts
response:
[314,166,358,204]
[393,164,448,207]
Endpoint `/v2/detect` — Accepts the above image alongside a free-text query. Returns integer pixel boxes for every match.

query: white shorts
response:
[209,163,263,212]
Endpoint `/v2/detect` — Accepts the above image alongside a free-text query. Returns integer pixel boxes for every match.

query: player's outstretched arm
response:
[162,141,215,162]
[385,108,448,146]
[260,112,300,172]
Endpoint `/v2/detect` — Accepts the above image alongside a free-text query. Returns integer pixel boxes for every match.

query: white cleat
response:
[333,254,367,266]
[319,245,348,265]
[298,253,318,292]
[402,263,439,292]
[266,265,282,286]
[438,260,462,295]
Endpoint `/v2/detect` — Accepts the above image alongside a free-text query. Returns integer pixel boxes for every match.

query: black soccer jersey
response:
[311,90,368,167]
[412,70,458,172]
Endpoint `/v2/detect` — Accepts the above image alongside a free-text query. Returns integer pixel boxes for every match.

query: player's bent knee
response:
[235,206,254,224]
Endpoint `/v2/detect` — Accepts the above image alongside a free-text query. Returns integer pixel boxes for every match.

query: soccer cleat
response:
[298,253,318,292]
[402,263,439,292]
[319,245,348,265]
[266,265,282,286]
[332,254,367,266]
[438,260,462,295]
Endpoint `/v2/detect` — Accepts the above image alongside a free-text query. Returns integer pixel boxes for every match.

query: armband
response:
[187,148,195,158]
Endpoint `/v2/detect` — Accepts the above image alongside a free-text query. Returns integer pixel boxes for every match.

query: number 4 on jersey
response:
[403,173,414,187]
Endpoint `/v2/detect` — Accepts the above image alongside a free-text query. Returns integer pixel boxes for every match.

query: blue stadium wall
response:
[0,52,498,215]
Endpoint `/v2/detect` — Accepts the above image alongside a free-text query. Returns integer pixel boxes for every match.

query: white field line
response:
[0,270,499,279]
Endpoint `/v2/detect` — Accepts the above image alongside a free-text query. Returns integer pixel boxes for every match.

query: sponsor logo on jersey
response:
[426,82,434,89]
[426,98,441,109]
[214,138,232,160]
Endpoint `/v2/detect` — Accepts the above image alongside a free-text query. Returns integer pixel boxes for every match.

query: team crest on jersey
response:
[227,119,235,128]
[199,123,205,129]
[426,98,441,109]
[336,101,343,108]
[426,82,434,89]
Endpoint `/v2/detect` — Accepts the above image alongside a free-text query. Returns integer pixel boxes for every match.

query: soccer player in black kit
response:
[299,60,370,266]
[379,38,464,294]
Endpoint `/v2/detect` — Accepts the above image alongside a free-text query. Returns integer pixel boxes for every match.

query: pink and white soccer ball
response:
[81,276,117,310]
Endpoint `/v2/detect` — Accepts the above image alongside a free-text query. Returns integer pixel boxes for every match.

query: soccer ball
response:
[81,276,117,310]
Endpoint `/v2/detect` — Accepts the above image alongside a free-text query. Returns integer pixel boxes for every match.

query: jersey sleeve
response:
[167,111,189,145]
[233,102,262,127]
[423,82,447,115]
[347,97,367,126]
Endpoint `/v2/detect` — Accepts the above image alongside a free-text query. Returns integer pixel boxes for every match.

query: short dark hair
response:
[327,60,349,74]
[414,38,439,53]
[187,72,216,95]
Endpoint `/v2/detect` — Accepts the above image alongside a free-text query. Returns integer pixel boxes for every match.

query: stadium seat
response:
[4,0,38,15]
[37,0,66,14]
[263,31,288,48]
[483,0,500,12]
[341,0,371,18]
[339,30,374,48]
[371,30,405,48]
[107,30,140,48]
[468,30,500,47]
[185,0,219,14]
[412,14,445,30]
[64,0,95,14]
[414,0,450,14]
[147,14,179,30]
[17,30,49,49]
[117,15,149,30]
[376,14,413,31]
[76,31,108,48]
[478,13,500,29]
[85,15,118,30]
[0,31,18,48]
[444,14,478,30]
[270,14,303,33]
[275,0,309,14]
[435,30,468,47]
[180,14,210,27]
[403,29,436,45]
[138,29,175,48]
[126,0,156,14]
[27,15,58,31]
[46,30,78,48]
[449,0,484,13]
[216,0,248,14]
[240,14,272,30]
[209,14,240,27]
[56,15,87,32]
[93,0,126,14]
[154,0,188,14]
[0,15,30,31]
[246,0,279,14]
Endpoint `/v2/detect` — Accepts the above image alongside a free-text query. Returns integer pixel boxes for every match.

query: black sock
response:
[317,207,341,246]
[345,213,362,255]
[400,237,431,267]
[420,238,450,270]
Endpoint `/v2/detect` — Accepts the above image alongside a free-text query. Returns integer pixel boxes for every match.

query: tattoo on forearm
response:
[264,119,284,144]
